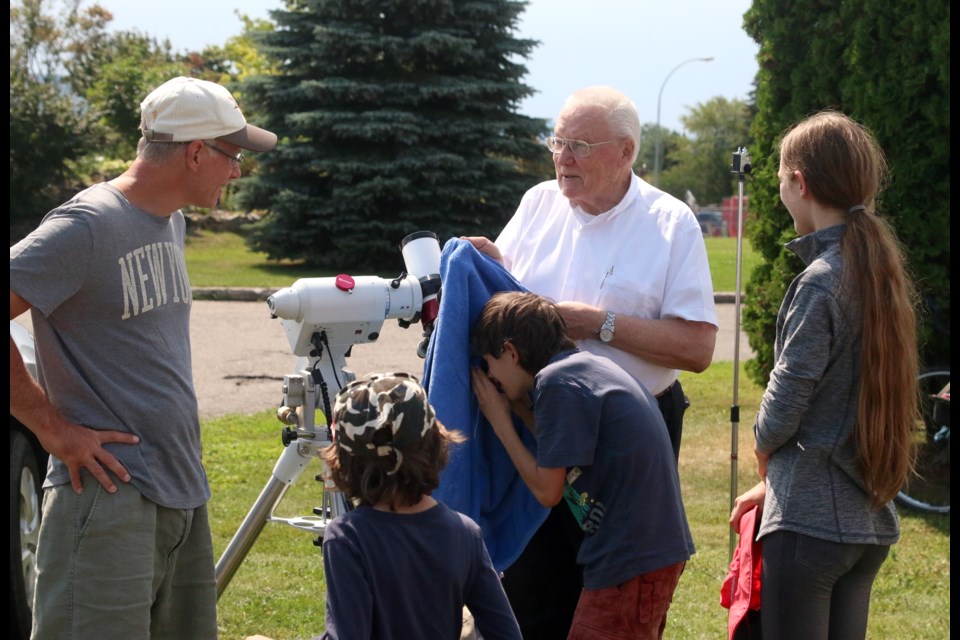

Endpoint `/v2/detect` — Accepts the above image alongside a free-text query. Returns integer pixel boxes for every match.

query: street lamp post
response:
[653,56,714,187]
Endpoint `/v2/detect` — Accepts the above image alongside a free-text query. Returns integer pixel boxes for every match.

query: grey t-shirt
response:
[10,183,209,509]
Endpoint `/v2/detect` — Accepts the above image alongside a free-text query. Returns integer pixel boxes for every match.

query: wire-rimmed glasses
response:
[204,142,244,166]
[545,136,617,158]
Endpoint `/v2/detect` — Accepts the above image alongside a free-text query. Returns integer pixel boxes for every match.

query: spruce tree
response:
[235,0,549,273]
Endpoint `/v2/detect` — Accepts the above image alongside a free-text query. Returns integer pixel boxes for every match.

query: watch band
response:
[598,310,616,343]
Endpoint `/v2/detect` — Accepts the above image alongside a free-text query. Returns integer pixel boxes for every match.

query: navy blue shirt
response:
[320,501,521,639]
[534,349,695,589]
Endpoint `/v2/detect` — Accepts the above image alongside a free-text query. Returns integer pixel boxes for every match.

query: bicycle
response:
[896,367,950,514]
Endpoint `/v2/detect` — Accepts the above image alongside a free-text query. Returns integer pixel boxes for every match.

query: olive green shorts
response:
[31,475,217,639]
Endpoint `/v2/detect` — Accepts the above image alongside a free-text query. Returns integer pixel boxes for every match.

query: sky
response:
[99,0,759,134]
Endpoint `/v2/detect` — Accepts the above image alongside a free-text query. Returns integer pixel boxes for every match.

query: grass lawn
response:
[195,228,946,638]
[208,361,949,639]
[184,229,319,287]
[703,235,762,293]
[186,230,761,293]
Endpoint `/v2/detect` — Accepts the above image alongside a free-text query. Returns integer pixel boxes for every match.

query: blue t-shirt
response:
[320,501,521,640]
[534,349,695,589]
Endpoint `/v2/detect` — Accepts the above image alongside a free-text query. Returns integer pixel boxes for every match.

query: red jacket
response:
[720,505,762,639]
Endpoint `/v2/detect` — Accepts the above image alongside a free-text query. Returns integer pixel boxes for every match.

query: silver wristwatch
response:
[598,311,616,343]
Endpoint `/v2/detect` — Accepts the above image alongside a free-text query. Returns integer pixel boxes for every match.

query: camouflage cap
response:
[332,372,436,474]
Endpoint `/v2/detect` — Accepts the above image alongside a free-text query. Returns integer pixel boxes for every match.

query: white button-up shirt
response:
[497,173,718,395]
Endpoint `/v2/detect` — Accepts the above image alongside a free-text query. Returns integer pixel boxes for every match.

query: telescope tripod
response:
[213,229,442,599]
[214,346,353,598]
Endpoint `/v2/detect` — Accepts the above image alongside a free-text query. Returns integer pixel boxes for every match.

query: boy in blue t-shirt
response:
[471,291,695,639]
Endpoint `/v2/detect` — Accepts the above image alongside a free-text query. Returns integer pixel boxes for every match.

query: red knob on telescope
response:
[335,274,356,292]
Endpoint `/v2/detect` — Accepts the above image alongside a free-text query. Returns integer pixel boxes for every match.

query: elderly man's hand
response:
[556,301,605,341]
[461,236,503,264]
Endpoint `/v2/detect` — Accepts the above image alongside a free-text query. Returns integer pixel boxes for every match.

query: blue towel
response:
[422,238,549,571]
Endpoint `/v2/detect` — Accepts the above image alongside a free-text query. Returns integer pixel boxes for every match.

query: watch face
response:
[599,311,615,343]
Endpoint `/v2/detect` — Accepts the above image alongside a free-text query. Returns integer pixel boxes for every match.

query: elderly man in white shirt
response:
[465,84,717,640]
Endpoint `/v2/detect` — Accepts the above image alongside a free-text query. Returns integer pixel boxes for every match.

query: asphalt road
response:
[187,299,432,419]
[13,296,753,420]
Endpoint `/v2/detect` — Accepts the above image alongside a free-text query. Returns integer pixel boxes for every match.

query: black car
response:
[696,210,726,237]
[10,320,46,640]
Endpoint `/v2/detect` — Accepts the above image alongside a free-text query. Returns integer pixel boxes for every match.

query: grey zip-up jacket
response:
[755,224,899,545]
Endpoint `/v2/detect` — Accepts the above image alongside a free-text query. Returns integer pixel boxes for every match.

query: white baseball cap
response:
[139,76,277,152]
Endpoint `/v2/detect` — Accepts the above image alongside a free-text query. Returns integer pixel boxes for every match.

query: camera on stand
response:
[731,146,752,176]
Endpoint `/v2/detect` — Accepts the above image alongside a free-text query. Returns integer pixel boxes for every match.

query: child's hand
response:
[471,366,513,432]
[730,480,766,530]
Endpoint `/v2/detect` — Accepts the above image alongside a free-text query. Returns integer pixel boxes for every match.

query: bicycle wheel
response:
[896,368,950,514]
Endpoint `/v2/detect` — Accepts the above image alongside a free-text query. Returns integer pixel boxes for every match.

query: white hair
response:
[563,86,641,164]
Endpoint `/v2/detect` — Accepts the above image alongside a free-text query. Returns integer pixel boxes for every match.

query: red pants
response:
[567,561,685,640]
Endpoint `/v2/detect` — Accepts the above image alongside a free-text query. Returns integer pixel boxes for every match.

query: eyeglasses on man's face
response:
[204,141,244,167]
[545,136,617,158]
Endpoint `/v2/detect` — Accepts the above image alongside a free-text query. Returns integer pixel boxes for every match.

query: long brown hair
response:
[779,110,919,508]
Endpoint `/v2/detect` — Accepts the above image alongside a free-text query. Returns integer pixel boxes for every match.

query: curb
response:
[192,287,280,302]
[192,287,746,304]
[713,292,746,304]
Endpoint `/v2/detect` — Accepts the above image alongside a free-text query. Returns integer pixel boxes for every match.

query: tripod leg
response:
[215,475,289,598]
[215,441,313,598]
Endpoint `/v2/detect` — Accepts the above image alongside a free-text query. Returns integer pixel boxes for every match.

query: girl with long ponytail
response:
[730,110,919,639]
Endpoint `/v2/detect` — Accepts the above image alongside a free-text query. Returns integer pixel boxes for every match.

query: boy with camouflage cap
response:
[317,372,521,640]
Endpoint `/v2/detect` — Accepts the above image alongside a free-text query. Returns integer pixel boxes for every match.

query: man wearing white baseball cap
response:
[140,75,277,152]
[10,76,276,639]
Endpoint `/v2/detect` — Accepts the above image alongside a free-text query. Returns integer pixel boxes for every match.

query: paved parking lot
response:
[13,296,754,420]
